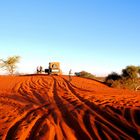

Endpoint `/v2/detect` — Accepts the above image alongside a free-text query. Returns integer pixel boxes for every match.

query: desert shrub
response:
[113,78,140,90]
[105,72,121,81]
[105,65,140,90]
[122,65,140,79]
[75,71,95,79]
[105,72,121,86]
[111,79,122,88]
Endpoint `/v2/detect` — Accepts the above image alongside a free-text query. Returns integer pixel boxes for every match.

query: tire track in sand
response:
[3,76,53,140]
[54,76,140,140]
[63,77,140,139]
[52,76,92,140]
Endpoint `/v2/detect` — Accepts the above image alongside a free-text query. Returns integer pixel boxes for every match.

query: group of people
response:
[36,66,43,74]
[36,66,73,82]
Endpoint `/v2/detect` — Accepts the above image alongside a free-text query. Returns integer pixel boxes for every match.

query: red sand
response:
[0,75,140,140]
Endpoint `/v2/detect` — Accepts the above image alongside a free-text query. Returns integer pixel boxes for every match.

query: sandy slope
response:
[0,75,140,140]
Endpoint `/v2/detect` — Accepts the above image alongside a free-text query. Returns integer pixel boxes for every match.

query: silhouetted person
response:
[40,66,43,74]
[69,69,72,82]
[36,66,43,74]
[37,66,40,74]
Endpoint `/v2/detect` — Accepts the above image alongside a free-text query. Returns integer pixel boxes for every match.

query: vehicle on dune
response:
[37,62,62,75]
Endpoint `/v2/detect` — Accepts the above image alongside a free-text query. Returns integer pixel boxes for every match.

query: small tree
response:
[122,65,139,79]
[0,56,20,75]
[105,72,121,81]
[105,65,140,90]
[105,72,121,86]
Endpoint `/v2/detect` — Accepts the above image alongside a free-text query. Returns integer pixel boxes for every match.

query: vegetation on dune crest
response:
[0,56,20,75]
[75,71,105,82]
[0,55,139,91]
[105,65,140,90]
[75,71,95,79]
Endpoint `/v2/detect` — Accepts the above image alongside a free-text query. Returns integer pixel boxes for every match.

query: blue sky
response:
[0,0,140,75]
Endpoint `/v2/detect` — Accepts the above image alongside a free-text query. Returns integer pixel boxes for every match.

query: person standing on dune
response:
[40,66,43,74]
[69,69,72,82]
[36,66,40,74]
[36,66,43,74]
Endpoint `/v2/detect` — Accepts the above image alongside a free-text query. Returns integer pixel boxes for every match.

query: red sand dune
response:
[0,75,140,140]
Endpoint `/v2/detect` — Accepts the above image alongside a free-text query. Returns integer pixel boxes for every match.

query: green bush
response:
[122,65,140,79]
[105,72,121,86]
[75,71,95,79]
[105,65,140,90]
